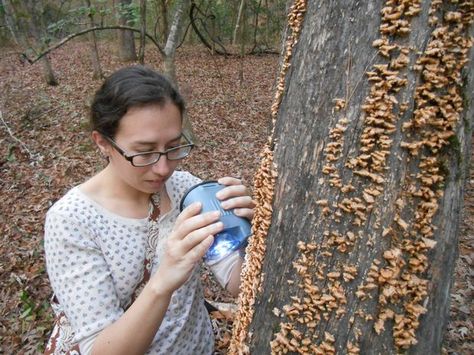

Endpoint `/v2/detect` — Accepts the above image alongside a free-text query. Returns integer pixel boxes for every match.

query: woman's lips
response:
[146,179,164,187]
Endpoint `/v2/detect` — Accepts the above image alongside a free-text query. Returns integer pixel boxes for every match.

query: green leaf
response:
[20,307,33,319]
[7,144,16,162]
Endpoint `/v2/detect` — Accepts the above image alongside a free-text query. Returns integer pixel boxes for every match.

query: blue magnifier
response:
[180,181,251,265]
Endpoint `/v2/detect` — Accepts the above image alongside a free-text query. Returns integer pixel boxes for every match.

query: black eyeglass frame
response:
[102,132,195,167]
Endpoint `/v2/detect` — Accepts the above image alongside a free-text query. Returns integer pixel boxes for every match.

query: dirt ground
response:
[0,43,472,354]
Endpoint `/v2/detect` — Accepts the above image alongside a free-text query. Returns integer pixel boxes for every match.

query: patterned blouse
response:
[44,171,214,354]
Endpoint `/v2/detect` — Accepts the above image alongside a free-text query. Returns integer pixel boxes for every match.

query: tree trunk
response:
[162,0,188,85]
[138,0,146,64]
[264,0,270,48]
[230,1,473,354]
[163,55,176,84]
[117,0,137,61]
[23,0,58,86]
[84,0,103,79]
[250,0,263,52]
[40,56,58,86]
[1,0,25,46]
[160,0,193,141]
[238,1,246,86]
[158,0,169,45]
[233,0,246,45]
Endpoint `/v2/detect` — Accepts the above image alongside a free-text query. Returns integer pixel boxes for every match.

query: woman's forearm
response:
[91,282,172,355]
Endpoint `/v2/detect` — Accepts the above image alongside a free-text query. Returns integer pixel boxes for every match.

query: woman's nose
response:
[151,154,171,175]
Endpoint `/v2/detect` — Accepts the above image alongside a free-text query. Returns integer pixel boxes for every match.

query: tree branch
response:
[22,26,164,64]
[189,2,228,56]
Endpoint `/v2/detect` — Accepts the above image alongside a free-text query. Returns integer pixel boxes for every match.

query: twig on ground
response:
[0,110,41,162]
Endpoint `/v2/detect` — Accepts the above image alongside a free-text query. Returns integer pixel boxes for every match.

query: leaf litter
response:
[0,41,471,354]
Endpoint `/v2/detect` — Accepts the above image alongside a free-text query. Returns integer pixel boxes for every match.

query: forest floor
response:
[0,43,472,354]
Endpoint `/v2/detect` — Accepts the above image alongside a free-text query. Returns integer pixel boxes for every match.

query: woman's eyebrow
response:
[132,134,182,147]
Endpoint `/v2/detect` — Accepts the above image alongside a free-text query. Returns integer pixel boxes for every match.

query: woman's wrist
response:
[145,278,174,300]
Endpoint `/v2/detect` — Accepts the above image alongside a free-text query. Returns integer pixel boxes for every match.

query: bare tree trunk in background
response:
[161,0,193,141]
[138,0,146,64]
[230,1,473,354]
[233,0,246,45]
[117,0,137,61]
[32,0,58,85]
[1,0,25,46]
[238,0,246,86]
[158,0,169,45]
[84,0,103,79]
[210,12,216,55]
[251,0,263,51]
[14,0,58,85]
[162,0,188,85]
[39,56,58,86]
[264,0,269,47]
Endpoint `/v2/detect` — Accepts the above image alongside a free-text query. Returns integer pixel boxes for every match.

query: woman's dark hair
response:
[90,65,185,138]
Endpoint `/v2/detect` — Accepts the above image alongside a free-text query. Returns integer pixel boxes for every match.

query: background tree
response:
[116,0,137,61]
[2,0,289,78]
[84,0,103,79]
[138,0,146,63]
[1,0,24,46]
[155,0,169,44]
[2,0,58,85]
[189,0,286,55]
[161,0,188,83]
[237,0,246,85]
[230,0,473,354]
[233,0,245,45]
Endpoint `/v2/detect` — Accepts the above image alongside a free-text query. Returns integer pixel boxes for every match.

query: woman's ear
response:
[91,131,110,158]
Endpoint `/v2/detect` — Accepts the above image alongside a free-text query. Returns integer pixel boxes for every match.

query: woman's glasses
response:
[103,133,194,167]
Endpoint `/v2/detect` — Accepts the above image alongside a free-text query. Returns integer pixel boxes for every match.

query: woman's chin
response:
[144,179,166,192]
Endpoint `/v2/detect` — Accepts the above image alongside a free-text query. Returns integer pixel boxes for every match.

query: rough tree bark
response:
[230,1,473,354]
[117,0,137,61]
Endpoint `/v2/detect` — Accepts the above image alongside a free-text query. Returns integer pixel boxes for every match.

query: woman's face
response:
[107,101,183,195]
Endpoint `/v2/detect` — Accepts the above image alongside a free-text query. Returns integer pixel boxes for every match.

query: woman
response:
[44,65,254,354]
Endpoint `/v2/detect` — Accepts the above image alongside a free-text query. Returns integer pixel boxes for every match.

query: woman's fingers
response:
[188,235,214,262]
[175,202,202,225]
[216,177,255,222]
[216,184,248,201]
[180,220,223,253]
[220,195,255,210]
[217,176,242,186]
[173,203,221,241]
[233,207,254,220]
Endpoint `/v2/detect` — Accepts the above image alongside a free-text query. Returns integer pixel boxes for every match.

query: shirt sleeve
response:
[208,250,241,288]
[182,171,202,192]
[78,331,98,355]
[169,171,203,207]
[44,210,124,343]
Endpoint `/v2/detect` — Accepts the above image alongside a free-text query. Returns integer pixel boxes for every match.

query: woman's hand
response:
[216,177,255,221]
[151,202,224,296]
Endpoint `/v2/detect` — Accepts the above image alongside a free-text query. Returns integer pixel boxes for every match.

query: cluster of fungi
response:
[229,0,472,354]
[228,1,307,354]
